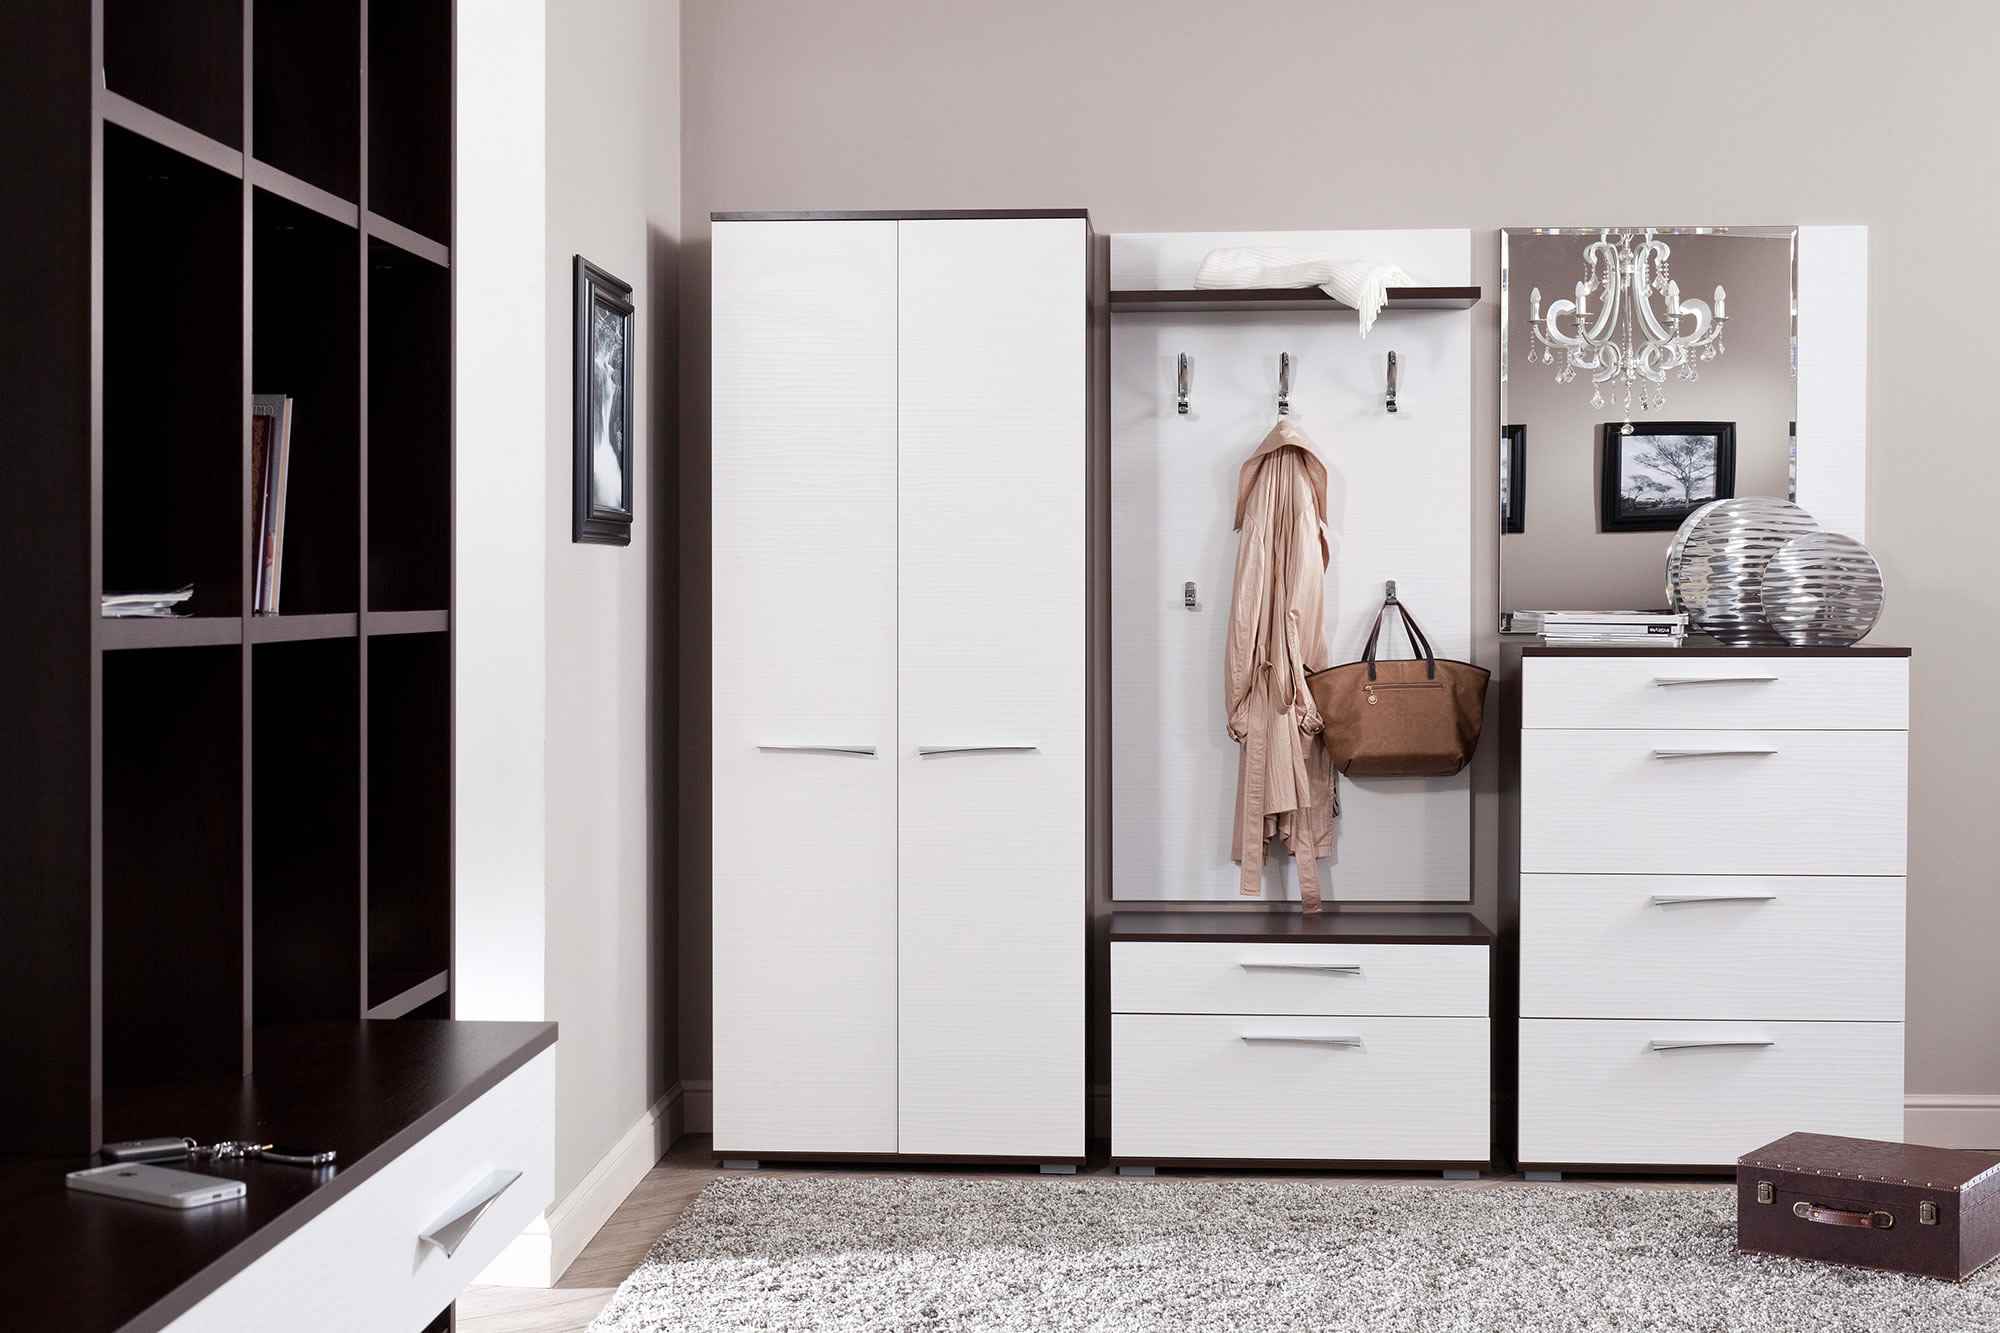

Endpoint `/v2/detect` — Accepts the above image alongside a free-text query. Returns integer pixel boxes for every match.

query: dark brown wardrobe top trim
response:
[711,208,1090,222]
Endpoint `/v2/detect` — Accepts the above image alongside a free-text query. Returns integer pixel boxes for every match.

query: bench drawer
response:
[1112,942,1487,1017]
[1522,656,1907,731]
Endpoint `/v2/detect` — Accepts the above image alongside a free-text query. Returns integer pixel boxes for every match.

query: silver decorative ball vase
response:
[1663,500,1725,611]
[1760,532,1885,646]
[1667,498,1821,644]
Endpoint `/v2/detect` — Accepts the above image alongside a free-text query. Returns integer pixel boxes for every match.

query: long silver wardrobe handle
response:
[419,1168,522,1258]
[758,744,877,756]
[917,744,1039,756]
[1649,893,1779,905]
[1240,1033,1363,1047]
[1648,1039,1776,1052]
[1650,675,1780,687]
[1238,961,1362,974]
[1651,747,1779,758]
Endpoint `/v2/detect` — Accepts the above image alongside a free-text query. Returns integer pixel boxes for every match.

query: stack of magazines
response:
[1541,611,1688,646]
[102,586,194,619]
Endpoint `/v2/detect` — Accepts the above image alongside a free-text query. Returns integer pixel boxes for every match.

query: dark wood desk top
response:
[1109,910,1491,946]
[1515,635,1909,658]
[0,1019,556,1333]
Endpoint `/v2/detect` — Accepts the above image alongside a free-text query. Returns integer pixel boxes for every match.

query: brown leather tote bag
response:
[1307,596,1490,777]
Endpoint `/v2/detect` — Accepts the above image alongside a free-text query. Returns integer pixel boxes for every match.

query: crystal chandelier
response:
[1526,229,1728,414]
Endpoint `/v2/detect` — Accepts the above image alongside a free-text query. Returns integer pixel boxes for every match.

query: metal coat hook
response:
[1277,352,1293,416]
[1176,353,1192,415]
[1384,579,1398,604]
[1386,351,1399,414]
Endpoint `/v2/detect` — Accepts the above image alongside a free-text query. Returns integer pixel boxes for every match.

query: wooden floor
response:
[460,1135,1720,1333]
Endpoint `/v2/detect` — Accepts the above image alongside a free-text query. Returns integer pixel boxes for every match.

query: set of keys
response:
[100,1136,337,1168]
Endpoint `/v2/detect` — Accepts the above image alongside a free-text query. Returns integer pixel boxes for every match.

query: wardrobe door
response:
[895,217,1087,1157]
[711,220,899,1153]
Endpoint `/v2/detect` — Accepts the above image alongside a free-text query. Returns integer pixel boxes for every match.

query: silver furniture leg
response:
[1524,1170,1563,1182]
[1039,1164,1077,1175]
[720,1159,761,1171]
[1117,1166,1156,1177]
[1442,1169,1480,1180]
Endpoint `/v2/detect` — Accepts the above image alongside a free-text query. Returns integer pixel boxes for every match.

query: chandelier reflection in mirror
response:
[1525,229,1728,415]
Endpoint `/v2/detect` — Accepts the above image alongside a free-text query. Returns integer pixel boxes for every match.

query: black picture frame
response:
[1501,424,1526,534]
[573,255,635,546]
[1598,420,1736,532]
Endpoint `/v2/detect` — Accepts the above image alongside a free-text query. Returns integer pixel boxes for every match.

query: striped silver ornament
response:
[1760,532,1885,646]
[1667,498,1821,644]
[1664,500,1726,611]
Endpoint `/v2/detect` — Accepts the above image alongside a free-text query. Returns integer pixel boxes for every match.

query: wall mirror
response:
[1500,226,1838,628]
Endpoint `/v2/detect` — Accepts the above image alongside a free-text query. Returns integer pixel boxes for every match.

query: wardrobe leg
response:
[1038,1164,1077,1175]
[1524,1170,1563,1182]
[1116,1166,1156,1177]
[1441,1169,1480,1180]
[720,1159,761,1171]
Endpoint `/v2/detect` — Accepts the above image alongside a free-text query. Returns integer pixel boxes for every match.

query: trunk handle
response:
[1793,1201,1895,1230]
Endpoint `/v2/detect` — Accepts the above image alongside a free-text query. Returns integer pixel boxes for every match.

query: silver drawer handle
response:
[758,744,876,756]
[1241,1033,1363,1047]
[1238,961,1362,974]
[1650,675,1779,687]
[1648,1039,1775,1052]
[917,744,1039,756]
[1651,747,1779,758]
[419,1169,522,1259]
[1649,893,1779,906]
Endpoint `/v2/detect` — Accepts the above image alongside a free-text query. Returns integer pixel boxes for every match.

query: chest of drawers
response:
[1513,645,1910,1174]
[1110,911,1491,1171]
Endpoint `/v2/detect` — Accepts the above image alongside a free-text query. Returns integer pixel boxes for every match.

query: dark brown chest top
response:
[1742,1132,2000,1190]
[1109,910,1491,946]
[1517,635,1910,658]
[0,1020,556,1333]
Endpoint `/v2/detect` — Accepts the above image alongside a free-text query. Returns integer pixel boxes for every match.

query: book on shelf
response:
[1538,610,1688,645]
[251,394,294,615]
[101,586,195,618]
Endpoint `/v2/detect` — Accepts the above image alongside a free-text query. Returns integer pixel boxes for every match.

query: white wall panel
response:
[1111,229,1475,902]
[1795,225,1869,540]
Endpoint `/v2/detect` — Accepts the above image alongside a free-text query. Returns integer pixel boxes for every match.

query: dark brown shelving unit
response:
[0,0,454,1163]
[1109,285,1482,314]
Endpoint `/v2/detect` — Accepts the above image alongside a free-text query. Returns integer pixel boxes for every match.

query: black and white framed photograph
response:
[1501,423,1526,534]
[573,255,635,546]
[1598,420,1736,532]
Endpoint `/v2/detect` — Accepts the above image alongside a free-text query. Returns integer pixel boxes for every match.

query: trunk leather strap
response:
[1793,1201,1895,1230]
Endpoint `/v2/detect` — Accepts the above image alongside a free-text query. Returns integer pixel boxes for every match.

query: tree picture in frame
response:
[1598,420,1736,532]
[574,255,635,545]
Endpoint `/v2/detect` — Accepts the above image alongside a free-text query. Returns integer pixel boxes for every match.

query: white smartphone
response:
[67,1163,246,1209]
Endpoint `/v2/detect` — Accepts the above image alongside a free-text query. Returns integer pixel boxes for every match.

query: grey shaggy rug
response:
[588,1174,2000,1332]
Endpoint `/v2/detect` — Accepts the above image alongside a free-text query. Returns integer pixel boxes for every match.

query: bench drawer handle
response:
[420,1169,522,1259]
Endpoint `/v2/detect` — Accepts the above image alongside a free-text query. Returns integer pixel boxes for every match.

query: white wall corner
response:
[1905,1094,2000,1150]
[480,1084,685,1288]
[682,1079,712,1134]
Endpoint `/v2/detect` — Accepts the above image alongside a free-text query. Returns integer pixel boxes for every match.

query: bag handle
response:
[1361,592,1437,682]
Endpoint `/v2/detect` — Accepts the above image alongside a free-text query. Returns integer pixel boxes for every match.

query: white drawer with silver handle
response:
[1521,729,1907,876]
[1112,942,1488,1018]
[1520,875,1905,1021]
[1518,1019,1902,1167]
[167,1048,554,1332]
[1113,1014,1489,1162]
[1522,656,1908,731]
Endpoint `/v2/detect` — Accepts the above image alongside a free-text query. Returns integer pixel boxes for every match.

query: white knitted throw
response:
[1194,247,1417,337]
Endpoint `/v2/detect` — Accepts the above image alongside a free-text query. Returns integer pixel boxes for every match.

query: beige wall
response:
[1504,232,1795,613]
[675,0,2000,1102]
[544,0,681,1202]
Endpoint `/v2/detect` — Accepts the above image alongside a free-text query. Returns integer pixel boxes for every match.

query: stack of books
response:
[102,586,194,619]
[1540,611,1688,646]
[251,393,294,614]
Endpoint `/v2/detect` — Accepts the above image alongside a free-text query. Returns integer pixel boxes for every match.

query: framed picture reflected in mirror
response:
[573,255,635,546]
[1598,420,1736,533]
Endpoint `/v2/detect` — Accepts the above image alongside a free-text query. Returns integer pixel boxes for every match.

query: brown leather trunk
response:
[1738,1132,2000,1281]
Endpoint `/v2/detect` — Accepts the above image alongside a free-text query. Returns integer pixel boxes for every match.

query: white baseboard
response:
[683,1078,712,1134]
[477,1083,684,1289]
[1906,1094,2000,1150]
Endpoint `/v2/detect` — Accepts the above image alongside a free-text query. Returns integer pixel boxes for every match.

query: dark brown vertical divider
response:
[238,0,254,1077]
[358,0,373,1019]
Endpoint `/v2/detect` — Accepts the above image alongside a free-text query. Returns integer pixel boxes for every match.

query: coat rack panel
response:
[1110,229,1475,903]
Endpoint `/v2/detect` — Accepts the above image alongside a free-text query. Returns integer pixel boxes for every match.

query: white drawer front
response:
[1518,1019,1902,1166]
[1522,729,1907,876]
[1523,656,1907,731]
[168,1048,554,1333]
[1113,1014,1489,1161]
[1521,876,1905,1021]
[1112,942,1488,1017]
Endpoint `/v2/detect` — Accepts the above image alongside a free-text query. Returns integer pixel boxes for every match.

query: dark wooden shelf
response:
[1109,286,1481,314]
[366,968,451,1020]
[367,609,451,636]
[101,90,243,179]
[1517,636,1911,658]
[250,159,359,229]
[100,616,243,651]
[247,612,358,643]
[364,210,450,268]
[1109,909,1492,945]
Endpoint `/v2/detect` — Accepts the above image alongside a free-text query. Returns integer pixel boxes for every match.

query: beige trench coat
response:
[1225,419,1337,910]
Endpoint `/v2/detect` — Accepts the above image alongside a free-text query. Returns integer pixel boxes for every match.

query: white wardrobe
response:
[710,211,1088,1163]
